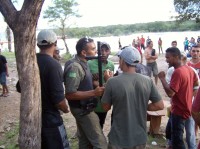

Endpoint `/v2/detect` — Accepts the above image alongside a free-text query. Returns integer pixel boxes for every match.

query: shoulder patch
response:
[68,72,76,78]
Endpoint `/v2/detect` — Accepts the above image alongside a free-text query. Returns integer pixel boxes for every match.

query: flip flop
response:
[3,94,9,97]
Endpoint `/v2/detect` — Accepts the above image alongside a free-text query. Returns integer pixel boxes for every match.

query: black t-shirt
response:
[37,53,65,128]
[0,55,7,73]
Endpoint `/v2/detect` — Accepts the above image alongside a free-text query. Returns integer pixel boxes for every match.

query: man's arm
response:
[147,100,164,111]
[65,86,105,100]
[144,50,151,60]
[5,63,9,77]
[102,103,111,111]
[56,99,69,113]
[158,71,175,98]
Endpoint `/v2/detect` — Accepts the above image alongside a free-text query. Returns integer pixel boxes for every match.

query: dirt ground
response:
[0,54,177,148]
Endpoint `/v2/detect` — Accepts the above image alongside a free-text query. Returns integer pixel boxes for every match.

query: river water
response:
[1,31,200,54]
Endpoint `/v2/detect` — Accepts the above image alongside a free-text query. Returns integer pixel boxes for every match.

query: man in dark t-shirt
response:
[37,29,70,149]
[0,53,9,97]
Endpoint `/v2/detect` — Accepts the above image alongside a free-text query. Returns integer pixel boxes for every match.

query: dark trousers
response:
[95,112,107,129]
[171,113,186,149]
[42,124,70,149]
[166,115,172,140]
[141,44,145,50]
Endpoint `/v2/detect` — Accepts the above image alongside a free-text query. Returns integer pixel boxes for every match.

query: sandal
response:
[3,94,8,97]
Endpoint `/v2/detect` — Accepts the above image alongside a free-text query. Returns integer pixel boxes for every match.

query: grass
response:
[147,134,166,148]
[0,123,19,149]
[0,123,166,149]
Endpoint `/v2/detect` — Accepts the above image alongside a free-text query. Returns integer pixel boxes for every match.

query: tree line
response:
[54,20,200,38]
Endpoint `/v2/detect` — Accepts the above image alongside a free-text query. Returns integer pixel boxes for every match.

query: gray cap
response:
[119,46,141,66]
[101,42,111,50]
[37,29,57,45]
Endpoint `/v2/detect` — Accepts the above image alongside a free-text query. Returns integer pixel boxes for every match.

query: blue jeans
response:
[166,115,196,149]
[171,113,186,149]
[185,116,196,149]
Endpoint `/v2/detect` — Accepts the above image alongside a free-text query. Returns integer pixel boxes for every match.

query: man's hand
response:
[94,86,105,97]
[56,99,70,113]
[158,71,165,79]
[92,73,99,81]
[104,69,113,82]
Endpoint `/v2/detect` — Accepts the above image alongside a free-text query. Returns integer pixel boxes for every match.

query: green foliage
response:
[43,0,80,23]
[60,53,73,63]
[174,0,200,23]
[62,20,200,38]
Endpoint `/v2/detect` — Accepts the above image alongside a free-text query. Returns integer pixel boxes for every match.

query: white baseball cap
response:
[37,29,57,46]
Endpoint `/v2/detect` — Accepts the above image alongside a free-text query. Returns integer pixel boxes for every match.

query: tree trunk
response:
[0,1,44,148]
[6,26,12,52]
[62,37,69,53]
[15,28,41,149]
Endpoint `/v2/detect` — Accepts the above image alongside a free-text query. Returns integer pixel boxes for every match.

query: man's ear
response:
[81,50,87,57]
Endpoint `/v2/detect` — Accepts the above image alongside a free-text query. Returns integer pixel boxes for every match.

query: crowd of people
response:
[1,29,200,149]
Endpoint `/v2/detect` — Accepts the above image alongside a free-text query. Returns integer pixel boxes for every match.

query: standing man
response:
[144,40,159,85]
[0,51,9,97]
[184,37,189,52]
[101,46,164,148]
[36,30,70,149]
[140,35,145,50]
[158,37,163,55]
[158,47,198,149]
[187,44,200,138]
[88,42,114,129]
[187,44,200,79]
[63,37,107,149]
[171,41,177,48]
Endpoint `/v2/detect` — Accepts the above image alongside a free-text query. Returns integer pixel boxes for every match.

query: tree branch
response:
[0,0,17,27]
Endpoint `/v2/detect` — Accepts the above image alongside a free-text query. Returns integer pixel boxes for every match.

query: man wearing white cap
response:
[37,29,70,149]
[101,46,164,149]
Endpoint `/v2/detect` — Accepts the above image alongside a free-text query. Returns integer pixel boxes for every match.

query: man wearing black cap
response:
[37,29,70,149]
[101,46,164,148]
[88,42,114,129]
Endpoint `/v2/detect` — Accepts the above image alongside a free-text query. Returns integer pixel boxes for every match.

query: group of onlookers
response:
[1,29,200,149]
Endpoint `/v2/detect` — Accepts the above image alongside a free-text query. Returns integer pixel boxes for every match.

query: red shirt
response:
[170,65,198,119]
[187,61,200,78]
[140,37,145,44]
[193,88,200,112]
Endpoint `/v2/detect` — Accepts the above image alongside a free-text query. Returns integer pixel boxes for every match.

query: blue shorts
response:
[0,72,6,85]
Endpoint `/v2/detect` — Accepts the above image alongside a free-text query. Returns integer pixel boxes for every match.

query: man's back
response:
[170,65,197,119]
[102,72,161,147]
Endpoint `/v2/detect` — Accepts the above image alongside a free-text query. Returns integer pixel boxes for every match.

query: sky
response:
[0,0,177,30]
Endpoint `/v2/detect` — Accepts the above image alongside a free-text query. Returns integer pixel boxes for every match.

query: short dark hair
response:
[37,41,56,50]
[171,40,177,44]
[76,37,94,55]
[166,47,181,59]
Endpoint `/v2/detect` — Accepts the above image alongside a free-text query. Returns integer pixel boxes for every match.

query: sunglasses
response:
[192,50,200,53]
